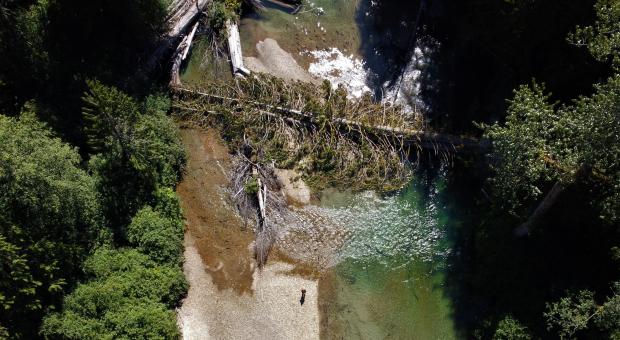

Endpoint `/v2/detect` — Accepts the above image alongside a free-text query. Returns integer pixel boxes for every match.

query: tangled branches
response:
[172,74,428,191]
[230,142,285,267]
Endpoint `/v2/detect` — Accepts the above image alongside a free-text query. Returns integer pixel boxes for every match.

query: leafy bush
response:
[127,207,184,266]
[83,248,152,279]
[208,2,233,33]
[493,316,531,340]
[41,248,187,339]
[152,187,183,221]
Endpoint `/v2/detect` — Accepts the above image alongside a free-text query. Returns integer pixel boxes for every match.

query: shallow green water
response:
[317,174,457,339]
[239,0,361,67]
[180,36,233,86]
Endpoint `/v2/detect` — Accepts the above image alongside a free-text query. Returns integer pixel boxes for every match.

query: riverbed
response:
[177,1,457,339]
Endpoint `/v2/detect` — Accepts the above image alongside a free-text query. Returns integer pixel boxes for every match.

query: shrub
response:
[41,248,187,339]
[127,207,184,265]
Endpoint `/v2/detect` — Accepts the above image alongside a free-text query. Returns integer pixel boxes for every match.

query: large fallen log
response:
[172,87,485,153]
[226,20,251,76]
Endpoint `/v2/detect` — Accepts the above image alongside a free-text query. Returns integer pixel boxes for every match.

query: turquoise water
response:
[317,171,457,339]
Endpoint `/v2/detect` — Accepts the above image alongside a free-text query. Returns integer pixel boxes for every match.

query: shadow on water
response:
[356,0,610,134]
[355,0,423,97]
[412,0,609,133]
[440,152,619,338]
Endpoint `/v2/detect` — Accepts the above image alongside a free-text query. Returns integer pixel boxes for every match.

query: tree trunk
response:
[514,181,566,236]
[171,87,483,152]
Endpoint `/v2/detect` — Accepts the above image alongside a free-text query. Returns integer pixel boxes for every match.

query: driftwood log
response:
[170,21,200,86]
[144,0,209,75]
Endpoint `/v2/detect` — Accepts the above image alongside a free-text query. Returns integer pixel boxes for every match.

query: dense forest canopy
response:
[0,0,619,338]
[0,0,187,334]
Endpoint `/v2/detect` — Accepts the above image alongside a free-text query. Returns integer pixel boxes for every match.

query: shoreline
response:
[176,126,321,339]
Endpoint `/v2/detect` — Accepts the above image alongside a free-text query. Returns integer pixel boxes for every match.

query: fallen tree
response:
[171,74,481,191]
[170,21,200,86]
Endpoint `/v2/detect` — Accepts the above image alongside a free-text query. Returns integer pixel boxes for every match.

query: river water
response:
[180,1,458,338]
[237,1,456,338]
[313,171,457,339]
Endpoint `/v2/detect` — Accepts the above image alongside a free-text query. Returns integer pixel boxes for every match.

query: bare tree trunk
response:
[514,181,566,237]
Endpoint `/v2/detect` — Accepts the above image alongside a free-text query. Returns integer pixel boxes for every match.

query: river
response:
[179,1,459,339]
[313,172,457,339]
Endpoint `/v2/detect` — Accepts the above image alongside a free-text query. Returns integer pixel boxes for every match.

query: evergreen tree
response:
[0,108,101,338]
[83,80,185,232]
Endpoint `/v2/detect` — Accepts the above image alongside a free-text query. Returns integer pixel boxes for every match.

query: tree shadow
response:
[414,0,609,134]
[440,154,619,338]
[355,0,424,98]
[356,0,609,135]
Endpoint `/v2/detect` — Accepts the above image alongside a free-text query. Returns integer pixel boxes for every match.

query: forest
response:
[0,0,618,339]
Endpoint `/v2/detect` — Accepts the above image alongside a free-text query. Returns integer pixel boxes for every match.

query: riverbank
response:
[176,126,320,339]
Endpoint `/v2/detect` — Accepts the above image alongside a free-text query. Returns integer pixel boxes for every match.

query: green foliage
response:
[595,282,620,338]
[84,80,185,229]
[223,0,241,13]
[152,187,184,221]
[14,0,49,80]
[208,2,234,34]
[41,247,186,340]
[97,301,179,340]
[0,234,41,320]
[244,177,259,195]
[544,282,620,339]
[0,1,186,338]
[0,110,101,337]
[33,83,187,340]
[493,316,531,340]
[83,79,141,153]
[569,0,620,69]
[482,83,564,215]
[127,207,184,265]
[83,248,151,279]
[544,290,598,339]
[483,75,620,224]
[133,95,186,189]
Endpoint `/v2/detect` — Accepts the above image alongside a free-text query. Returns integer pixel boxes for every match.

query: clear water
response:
[239,0,362,68]
[315,170,457,339]
[180,36,233,86]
